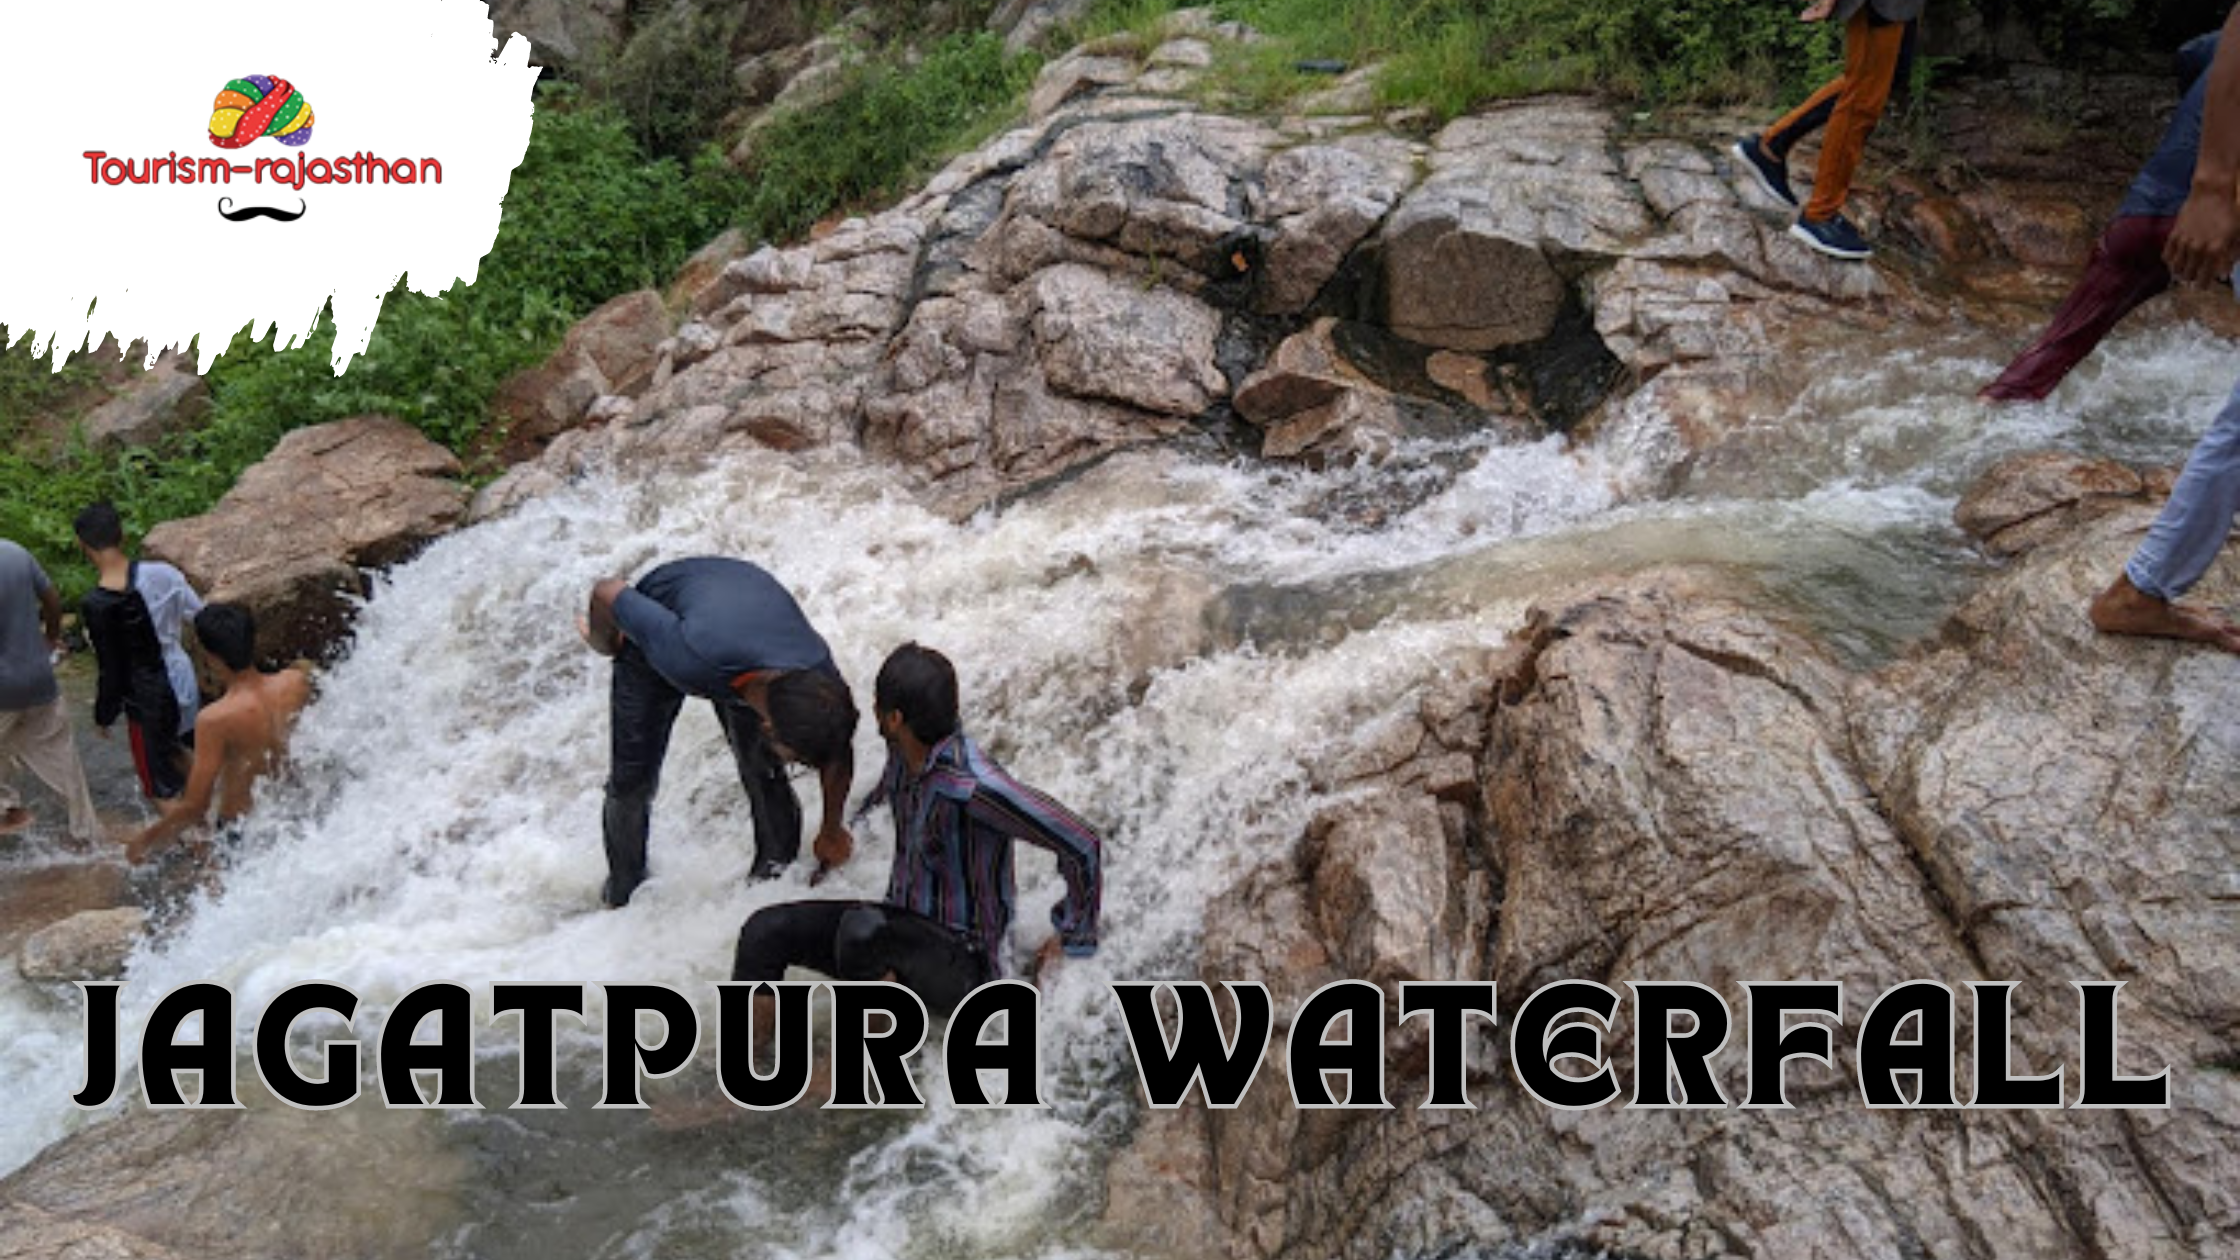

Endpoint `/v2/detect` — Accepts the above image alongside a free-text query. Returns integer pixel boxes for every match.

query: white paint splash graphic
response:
[0,0,540,374]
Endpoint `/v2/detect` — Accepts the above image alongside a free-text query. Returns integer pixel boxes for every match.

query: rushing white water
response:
[1,317,2234,1257]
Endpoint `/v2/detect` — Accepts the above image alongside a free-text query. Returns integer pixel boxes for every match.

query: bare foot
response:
[0,807,31,836]
[2089,575,2240,654]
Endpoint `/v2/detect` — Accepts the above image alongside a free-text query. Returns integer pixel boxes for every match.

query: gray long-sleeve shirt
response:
[610,557,836,699]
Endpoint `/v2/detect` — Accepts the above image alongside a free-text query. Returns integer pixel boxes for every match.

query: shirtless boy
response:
[128,603,311,864]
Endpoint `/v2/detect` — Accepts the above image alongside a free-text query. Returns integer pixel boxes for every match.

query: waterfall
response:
[0,318,2230,1257]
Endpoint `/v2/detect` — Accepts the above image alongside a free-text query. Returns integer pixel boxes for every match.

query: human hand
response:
[1030,936,1068,991]
[124,831,155,865]
[1798,0,1835,20]
[576,614,618,656]
[95,725,112,742]
[2165,186,2240,286]
[809,823,853,885]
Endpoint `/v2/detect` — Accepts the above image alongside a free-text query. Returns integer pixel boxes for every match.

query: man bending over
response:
[580,557,857,906]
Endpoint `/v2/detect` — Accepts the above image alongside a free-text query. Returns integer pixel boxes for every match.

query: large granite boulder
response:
[0,1089,467,1260]
[144,417,468,662]
[1166,483,2240,1260]
[491,289,671,464]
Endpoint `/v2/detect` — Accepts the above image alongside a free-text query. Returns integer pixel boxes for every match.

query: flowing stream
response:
[0,317,2233,1257]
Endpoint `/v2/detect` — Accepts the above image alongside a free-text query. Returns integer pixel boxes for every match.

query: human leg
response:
[2,698,101,843]
[603,644,685,906]
[2091,375,2240,653]
[832,905,993,1016]
[1984,216,2176,403]
[1800,14,1908,224]
[731,899,869,982]
[137,693,186,801]
[716,698,802,880]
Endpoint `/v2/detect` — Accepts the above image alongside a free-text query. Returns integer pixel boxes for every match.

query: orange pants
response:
[1764,13,1909,222]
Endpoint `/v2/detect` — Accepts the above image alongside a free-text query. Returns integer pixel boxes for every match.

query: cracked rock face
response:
[144,417,468,662]
[486,35,1932,524]
[1105,462,2240,1260]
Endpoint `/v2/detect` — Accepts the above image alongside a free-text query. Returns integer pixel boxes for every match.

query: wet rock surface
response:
[485,36,1918,524]
[1147,460,2240,1260]
[0,1088,468,1260]
[144,416,469,663]
[18,908,144,983]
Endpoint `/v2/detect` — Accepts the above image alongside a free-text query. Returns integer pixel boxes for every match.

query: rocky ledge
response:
[472,16,1926,523]
[1098,452,2240,1260]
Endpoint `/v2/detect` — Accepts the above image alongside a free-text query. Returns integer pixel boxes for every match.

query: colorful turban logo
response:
[208,76,314,150]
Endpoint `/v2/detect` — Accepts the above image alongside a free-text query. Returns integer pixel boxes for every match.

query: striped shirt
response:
[861,733,1104,974]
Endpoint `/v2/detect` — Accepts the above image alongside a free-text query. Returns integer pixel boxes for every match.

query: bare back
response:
[205,667,312,821]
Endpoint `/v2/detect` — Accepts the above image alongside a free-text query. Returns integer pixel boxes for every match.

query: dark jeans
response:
[604,642,802,905]
[125,686,185,801]
[732,900,993,1016]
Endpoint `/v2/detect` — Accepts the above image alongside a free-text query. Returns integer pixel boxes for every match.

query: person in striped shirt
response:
[731,642,1103,1013]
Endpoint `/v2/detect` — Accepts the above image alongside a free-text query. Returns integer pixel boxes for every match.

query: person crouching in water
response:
[127,603,311,865]
[731,643,1104,1014]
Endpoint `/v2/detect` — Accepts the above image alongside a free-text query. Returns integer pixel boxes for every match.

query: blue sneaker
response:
[1789,212,1873,261]
[1732,134,1797,209]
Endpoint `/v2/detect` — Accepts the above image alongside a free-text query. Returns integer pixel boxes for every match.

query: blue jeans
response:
[2127,372,2240,601]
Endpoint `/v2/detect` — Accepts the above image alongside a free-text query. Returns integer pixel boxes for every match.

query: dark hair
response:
[874,643,959,746]
[767,669,857,770]
[194,603,258,672]
[74,502,124,550]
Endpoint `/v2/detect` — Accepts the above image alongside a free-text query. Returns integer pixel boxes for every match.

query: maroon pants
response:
[1984,216,2175,403]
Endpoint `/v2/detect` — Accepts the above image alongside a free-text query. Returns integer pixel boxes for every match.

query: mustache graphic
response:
[217,197,306,222]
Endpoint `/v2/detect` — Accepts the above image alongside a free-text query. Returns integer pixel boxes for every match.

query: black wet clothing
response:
[601,558,841,905]
[730,899,993,1016]
[81,567,185,800]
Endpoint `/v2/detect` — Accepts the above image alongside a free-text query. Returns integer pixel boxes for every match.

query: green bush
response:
[602,2,752,162]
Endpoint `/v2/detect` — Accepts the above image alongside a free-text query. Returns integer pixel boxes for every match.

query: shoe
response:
[748,858,787,883]
[601,875,635,909]
[1789,212,1873,261]
[1732,134,1797,210]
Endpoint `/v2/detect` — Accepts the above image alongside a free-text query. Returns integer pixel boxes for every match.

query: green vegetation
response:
[1081,0,2210,122]
[1,0,2210,604]
[2,88,746,602]
[735,31,1039,243]
[1,15,1038,605]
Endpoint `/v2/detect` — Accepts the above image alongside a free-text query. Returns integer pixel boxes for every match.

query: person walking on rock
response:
[1983,33,2221,403]
[2090,3,2240,654]
[579,557,858,907]
[1733,0,1924,261]
[75,503,202,800]
[0,536,100,843]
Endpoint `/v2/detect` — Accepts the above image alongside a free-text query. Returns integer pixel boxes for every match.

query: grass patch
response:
[733,31,1041,242]
[1071,0,1845,121]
